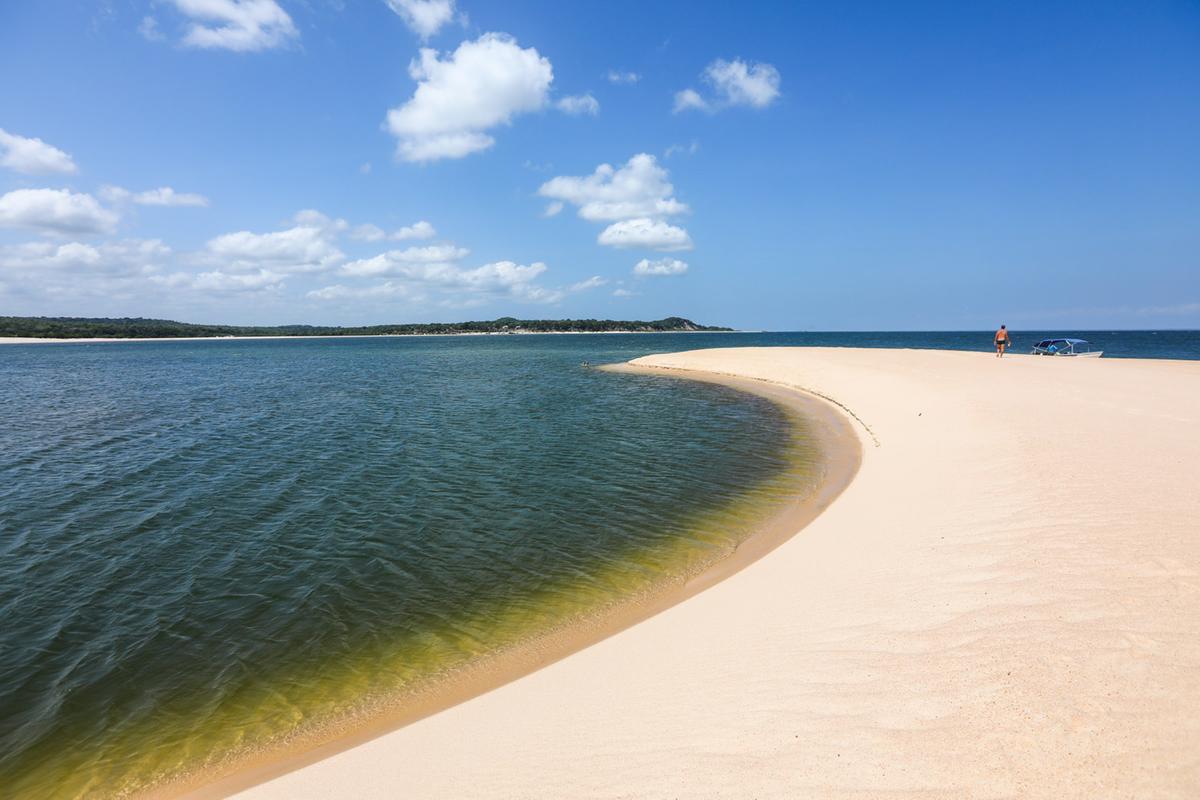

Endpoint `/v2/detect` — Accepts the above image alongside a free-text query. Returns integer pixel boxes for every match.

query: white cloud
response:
[350,220,439,242]
[359,162,373,174]
[606,70,640,84]
[316,255,562,304]
[0,189,119,236]
[188,268,284,292]
[133,187,210,207]
[102,185,209,207]
[664,140,700,158]
[674,58,781,113]
[0,238,174,305]
[384,0,455,40]
[612,287,637,297]
[541,201,564,218]
[307,281,415,301]
[0,239,170,273]
[706,58,780,108]
[350,224,388,242]
[597,218,693,251]
[291,209,349,232]
[395,220,436,240]
[555,93,600,116]
[138,15,165,41]
[634,257,689,276]
[672,88,709,114]
[204,220,344,273]
[385,33,554,162]
[570,275,607,291]
[170,0,298,52]
[0,128,78,175]
[340,244,470,276]
[538,153,688,222]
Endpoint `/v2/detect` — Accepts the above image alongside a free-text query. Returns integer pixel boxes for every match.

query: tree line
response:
[0,315,731,339]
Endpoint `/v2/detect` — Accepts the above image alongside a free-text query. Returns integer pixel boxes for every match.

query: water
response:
[0,334,821,798]
[0,329,1194,797]
[718,329,1199,360]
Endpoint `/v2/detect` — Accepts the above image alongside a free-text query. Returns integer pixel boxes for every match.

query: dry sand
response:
[229,347,1200,799]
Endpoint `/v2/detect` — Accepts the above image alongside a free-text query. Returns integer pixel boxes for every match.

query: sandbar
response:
[219,347,1198,798]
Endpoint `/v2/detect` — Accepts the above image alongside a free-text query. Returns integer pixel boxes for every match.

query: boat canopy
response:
[1033,338,1093,353]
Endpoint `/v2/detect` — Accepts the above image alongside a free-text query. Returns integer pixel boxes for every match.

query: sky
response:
[0,0,1197,330]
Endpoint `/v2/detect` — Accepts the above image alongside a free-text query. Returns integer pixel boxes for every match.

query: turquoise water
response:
[0,335,819,797]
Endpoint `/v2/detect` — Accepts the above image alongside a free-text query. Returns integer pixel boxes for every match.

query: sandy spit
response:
[228,347,1200,799]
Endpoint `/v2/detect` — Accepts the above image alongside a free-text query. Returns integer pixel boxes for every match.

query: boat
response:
[1031,338,1103,357]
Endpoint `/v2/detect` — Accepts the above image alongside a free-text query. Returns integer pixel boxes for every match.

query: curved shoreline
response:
[159,362,863,799]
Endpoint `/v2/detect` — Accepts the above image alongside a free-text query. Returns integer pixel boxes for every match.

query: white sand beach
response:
[225,347,1200,799]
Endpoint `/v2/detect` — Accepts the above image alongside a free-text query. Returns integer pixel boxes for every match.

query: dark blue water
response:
[693,330,1198,360]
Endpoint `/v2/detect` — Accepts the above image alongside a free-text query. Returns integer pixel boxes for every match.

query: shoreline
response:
[0,330,746,346]
[232,346,1200,798]
[158,363,862,798]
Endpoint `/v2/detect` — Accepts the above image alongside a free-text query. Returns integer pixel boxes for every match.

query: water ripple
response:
[0,335,818,797]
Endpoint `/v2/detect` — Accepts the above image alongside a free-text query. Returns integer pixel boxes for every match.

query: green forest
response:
[0,315,731,339]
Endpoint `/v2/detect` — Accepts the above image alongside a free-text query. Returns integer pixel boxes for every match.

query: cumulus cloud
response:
[203,218,345,273]
[0,239,174,305]
[0,239,170,273]
[606,70,640,84]
[0,128,78,175]
[170,0,298,52]
[555,93,599,116]
[384,0,456,40]
[385,33,553,162]
[672,88,709,113]
[598,218,693,251]
[340,244,470,276]
[674,58,780,113]
[315,255,561,304]
[188,268,284,291]
[102,186,210,207]
[634,257,688,276]
[706,58,781,107]
[538,153,688,222]
[350,219,437,242]
[0,189,119,236]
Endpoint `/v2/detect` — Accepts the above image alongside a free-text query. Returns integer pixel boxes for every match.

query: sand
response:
[224,347,1200,799]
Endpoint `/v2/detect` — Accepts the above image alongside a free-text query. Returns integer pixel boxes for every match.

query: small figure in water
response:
[994,325,1010,358]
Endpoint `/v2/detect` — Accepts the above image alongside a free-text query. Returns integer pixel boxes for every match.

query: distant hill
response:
[0,315,733,339]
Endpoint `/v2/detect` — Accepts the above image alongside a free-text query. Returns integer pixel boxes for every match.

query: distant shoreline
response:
[0,330,750,346]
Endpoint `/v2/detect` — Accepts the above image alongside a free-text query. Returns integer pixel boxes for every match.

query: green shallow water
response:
[0,335,820,797]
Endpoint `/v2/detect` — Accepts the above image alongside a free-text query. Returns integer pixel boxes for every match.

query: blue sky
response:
[1,0,1197,329]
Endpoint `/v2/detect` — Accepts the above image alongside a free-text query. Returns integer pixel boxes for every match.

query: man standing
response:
[994,325,1010,357]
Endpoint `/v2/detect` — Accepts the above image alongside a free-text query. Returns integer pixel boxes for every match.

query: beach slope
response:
[232,347,1200,798]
